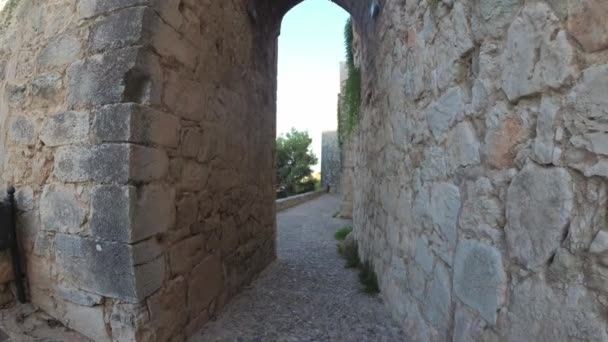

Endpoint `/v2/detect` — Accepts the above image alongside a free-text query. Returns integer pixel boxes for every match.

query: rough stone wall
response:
[352,0,608,340]
[0,0,276,340]
[2,0,607,341]
[321,131,341,192]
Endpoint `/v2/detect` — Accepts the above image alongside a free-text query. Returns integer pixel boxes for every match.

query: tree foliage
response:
[276,129,318,198]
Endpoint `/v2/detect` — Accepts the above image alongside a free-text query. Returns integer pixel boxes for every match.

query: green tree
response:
[276,129,318,197]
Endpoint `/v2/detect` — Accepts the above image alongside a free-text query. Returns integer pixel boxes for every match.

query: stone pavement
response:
[191,194,407,342]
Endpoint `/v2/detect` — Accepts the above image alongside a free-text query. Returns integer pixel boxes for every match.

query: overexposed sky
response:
[277,0,349,171]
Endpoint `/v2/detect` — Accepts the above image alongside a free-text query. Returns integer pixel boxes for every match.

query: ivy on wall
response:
[338,18,361,146]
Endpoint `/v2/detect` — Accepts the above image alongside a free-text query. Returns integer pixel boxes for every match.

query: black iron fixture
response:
[0,187,26,303]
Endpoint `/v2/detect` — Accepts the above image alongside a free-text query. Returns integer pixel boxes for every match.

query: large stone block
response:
[31,72,63,104]
[147,276,188,341]
[505,163,573,270]
[8,116,36,146]
[90,184,174,243]
[38,33,82,68]
[78,0,148,19]
[454,240,505,324]
[426,87,464,141]
[56,234,165,303]
[67,47,162,109]
[424,262,451,332]
[430,182,460,246]
[187,255,224,315]
[170,235,207,276]
[40,184,86,234]
[568,64,608,140]
[54,144,168,183]
[40,111,90,147]
[561,0,608,52]
[163,70,206,121]
[504,277,607,341]
[89,7,147,53]
[501,3,576,101]
[532,97,559,164]
[447,121,480,169]
[93,103,180,148]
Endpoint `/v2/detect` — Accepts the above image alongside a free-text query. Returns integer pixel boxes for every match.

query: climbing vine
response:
[338,18,361,146]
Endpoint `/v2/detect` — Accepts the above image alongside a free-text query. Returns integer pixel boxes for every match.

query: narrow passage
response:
[192,194,406,341]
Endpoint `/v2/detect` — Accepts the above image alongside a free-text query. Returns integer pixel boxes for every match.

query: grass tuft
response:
[338,239,360,269]
[358,261,380,294]
[334,226,353,240]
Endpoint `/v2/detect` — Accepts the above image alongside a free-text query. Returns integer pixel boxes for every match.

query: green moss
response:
[338,238,360,269]
[334,226,353,240]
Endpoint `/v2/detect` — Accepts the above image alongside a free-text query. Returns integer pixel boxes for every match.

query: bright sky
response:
[277,0,349,171]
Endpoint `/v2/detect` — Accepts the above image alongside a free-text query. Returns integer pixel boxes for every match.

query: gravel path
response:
[192,194,407,342]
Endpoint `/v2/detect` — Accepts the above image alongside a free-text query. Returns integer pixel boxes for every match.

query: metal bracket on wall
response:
[0,187,27,303]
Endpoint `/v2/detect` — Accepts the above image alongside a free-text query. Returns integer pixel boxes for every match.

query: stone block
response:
[426,87,464,141]
[8,116,36,146]
[148,11,198,70]
[176,193,198,230]
[187,255,224,315]
[430,182,460,246]
[178,160,209,191]
[56,234,165,303]
[568,65,608,134]
[54,144,129,183]
[38,33,82,68]
[31,72,63,104]
[590,230,608,255]
[54,144,168,184]
[501,3,576,101]
[93,103,180,148]
[505,163,573,270]
[62,299,110,342]
[78,0,148,19]
[57,284,103,306]
[454,240,505,324]
[562,0,608,52]
[40,111,90,147]
[170,235,206,276]
[181,128,203,158]
[90,184,174,243]
[40,184,86,234]
[532,96,559,164]
[67,47,162,109]
[131,144,170,182]
[504,277,607,341]
[89,7,147,53]
[147,276,188,341]
[414,236,433,274]
[447,121,480,169]
[425,263,451,334]
[163,70,206,121]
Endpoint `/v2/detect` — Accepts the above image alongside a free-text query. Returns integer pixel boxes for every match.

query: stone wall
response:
[351,0,608,340]
[321,131,341,192]
[0,0,276,340]
[1,0,607,341]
